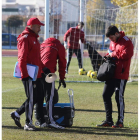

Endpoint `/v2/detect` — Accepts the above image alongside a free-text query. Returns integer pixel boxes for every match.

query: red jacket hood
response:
[120,31,125,37]
[110,31,125,45]
[117,31,125,42]
[17,27,38,41]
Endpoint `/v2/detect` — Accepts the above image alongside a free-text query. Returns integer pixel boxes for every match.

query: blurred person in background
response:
[64,22,85,74]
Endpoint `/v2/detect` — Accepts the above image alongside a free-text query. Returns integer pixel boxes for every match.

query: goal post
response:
[44,0,138,82]
[45,0,49,40]
[80,0,84,67]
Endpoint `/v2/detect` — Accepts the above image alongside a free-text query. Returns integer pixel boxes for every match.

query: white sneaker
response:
[24,123,36,131]
[39,122,48,128]
[48,123,65,129]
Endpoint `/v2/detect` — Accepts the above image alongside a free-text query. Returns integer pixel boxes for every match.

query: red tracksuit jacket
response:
[109,31,133,80]
[17,27,42,79]
[40,38,66,80]
[64,26,85,49]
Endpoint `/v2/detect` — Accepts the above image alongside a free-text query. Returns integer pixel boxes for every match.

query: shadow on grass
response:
[2,107,137,114]
[76,109,137,114]
[2,125,22,130]
[2,107,106,113]
[2,107,18,110]
[2,125,138,138]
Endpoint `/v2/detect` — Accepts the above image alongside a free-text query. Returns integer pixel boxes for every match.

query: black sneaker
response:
[10,111,22,128]
[112,121,124,128]
[96,120,114,127]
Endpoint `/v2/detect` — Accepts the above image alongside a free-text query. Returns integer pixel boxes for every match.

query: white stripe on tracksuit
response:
[28,80,33,123]
[49,81,55,124]
[119,80,125,123]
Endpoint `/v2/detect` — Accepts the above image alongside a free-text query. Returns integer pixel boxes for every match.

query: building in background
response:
[2,0,45,34]
[2,0,117,43]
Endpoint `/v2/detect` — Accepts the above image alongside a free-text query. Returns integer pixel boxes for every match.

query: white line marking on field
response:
[2,87,23,93]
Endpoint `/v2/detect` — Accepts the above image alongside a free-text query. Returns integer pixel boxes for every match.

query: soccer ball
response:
[90,71,97,79]
[79,68,87,75]
[87,70,93,77]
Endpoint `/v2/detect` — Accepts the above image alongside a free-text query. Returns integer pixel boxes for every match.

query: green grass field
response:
[2,57,138,140]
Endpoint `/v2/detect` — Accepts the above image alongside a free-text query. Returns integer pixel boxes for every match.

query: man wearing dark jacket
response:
[10,17,45,131]
[64,22,85,74]
[38,38,66,129]
[96,25,133,128]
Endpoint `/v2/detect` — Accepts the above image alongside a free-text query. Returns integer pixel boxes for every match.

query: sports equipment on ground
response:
[79,68,87,75]
[35,89,75,127]
[96,120,114,127]
[90,71,97,79]
[10,111,22,128]
[87,70,93,77]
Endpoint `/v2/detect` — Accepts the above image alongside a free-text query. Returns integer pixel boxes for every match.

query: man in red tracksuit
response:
[96,25,133,128]
[38,38,66,129]
[64,22,85,73]
[10,17,45,131]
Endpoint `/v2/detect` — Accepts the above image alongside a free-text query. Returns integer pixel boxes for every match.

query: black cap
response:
[78,21,84,26]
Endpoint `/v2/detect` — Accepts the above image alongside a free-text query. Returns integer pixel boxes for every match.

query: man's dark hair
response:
[78,21,84,26]
[106,25,119,37]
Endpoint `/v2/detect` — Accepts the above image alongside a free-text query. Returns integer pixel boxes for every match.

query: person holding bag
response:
[97,56,116,82]
[96,25,133,128]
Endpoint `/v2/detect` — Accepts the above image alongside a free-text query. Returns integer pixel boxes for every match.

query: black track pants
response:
[66,48,83,72]
[16,78,44,124]
[41,73,55,124]
[102,78,127,123]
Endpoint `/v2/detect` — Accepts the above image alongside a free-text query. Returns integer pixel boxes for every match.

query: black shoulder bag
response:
[97,57,116,81]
